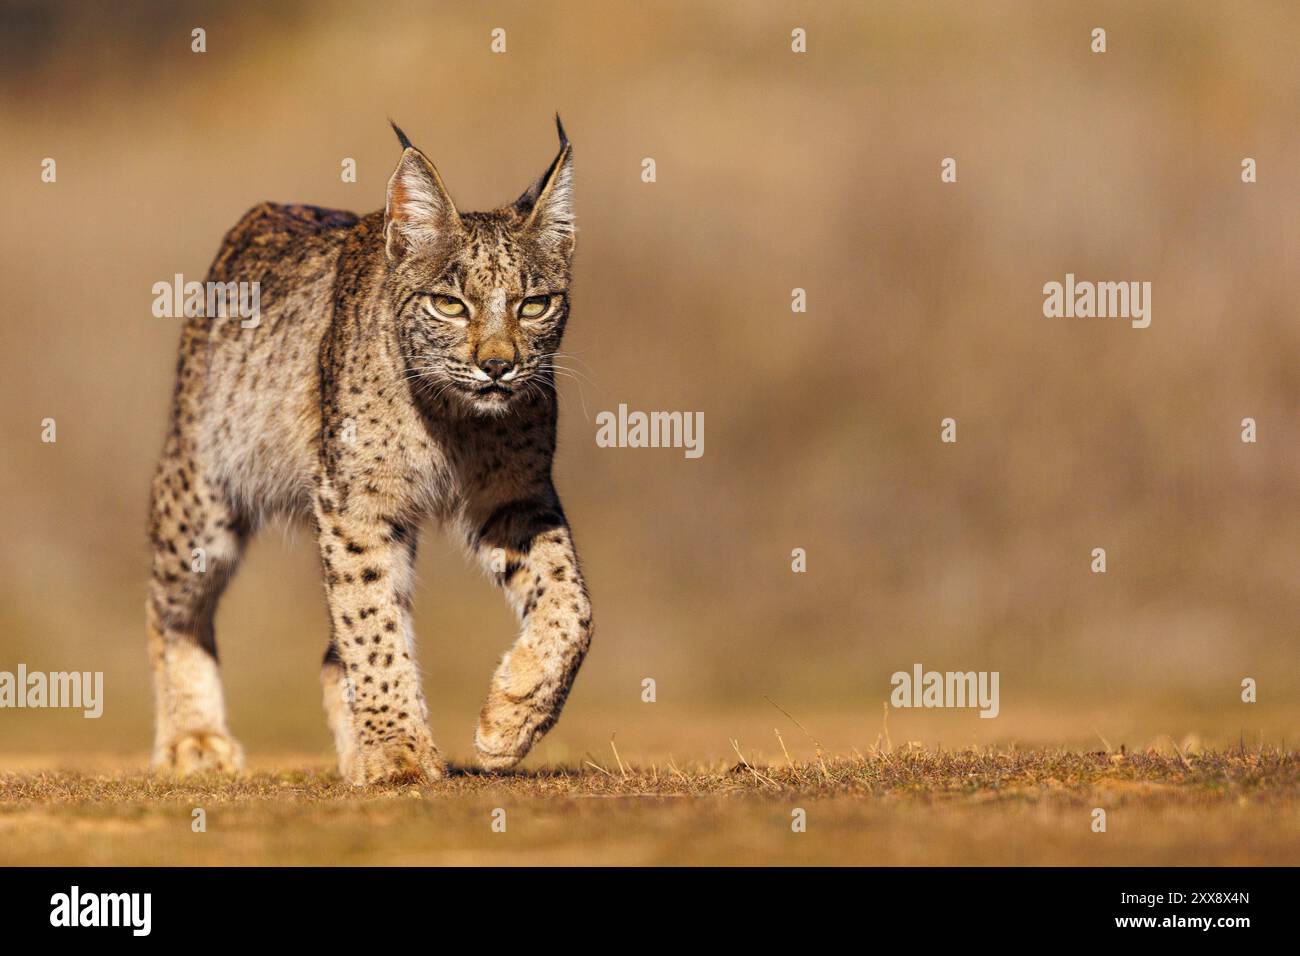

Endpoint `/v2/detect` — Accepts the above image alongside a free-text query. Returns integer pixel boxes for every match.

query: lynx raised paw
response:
[475,714,533,770]
[475,661,550,771]
[348,734,446,786]
[153,731,245,776]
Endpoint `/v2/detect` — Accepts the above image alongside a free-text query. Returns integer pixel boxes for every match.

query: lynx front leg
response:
[316,496,444,785]
[471,495,593,770]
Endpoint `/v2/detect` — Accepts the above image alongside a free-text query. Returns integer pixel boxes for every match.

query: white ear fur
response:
[525,144,574,254]
[384,148,459,259]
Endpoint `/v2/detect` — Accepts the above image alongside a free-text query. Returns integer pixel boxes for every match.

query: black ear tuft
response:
[389,119,415,151]
[512,116,574,220]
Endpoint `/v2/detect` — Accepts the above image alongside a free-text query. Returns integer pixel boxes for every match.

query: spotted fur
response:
[147,118,592,784]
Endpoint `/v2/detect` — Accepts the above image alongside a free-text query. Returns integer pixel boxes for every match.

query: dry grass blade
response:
[609,733,627,778]
[1094,727,1114,754]
[729,739,780,789]
[764,696,829,780]
[774,728,793,768]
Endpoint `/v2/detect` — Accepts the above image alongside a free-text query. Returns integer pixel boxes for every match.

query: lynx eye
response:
[428,295,467,319]
[519,295,550,319]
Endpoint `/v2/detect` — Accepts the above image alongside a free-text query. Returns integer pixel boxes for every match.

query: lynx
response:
[146,118,592,784]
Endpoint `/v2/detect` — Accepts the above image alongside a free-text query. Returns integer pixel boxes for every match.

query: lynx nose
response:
[480,357,514,380]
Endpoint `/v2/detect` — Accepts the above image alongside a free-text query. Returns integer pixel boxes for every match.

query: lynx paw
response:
[476,692,549,771]
[475,646,558,770]
[153,731,245,776]
[348,735,446,786]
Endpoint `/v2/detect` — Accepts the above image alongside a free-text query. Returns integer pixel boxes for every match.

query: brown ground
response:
[1,747,1294,865]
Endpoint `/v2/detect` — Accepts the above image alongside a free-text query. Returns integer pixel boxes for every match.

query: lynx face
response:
[384,122,574,415]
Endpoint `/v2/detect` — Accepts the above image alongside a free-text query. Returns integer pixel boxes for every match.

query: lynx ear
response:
[384,126,460,260]
[513,115,574,255]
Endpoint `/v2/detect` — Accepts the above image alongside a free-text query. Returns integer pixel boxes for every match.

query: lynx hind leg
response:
[147,449,246,775]
[320,645,358,780]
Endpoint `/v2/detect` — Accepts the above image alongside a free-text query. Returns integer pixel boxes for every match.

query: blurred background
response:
[0,0,1295,767]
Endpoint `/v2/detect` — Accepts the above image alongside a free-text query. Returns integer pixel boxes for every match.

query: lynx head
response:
[383,117,574,416]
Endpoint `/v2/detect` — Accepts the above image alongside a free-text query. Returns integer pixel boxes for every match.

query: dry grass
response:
[2,747,1295,865]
